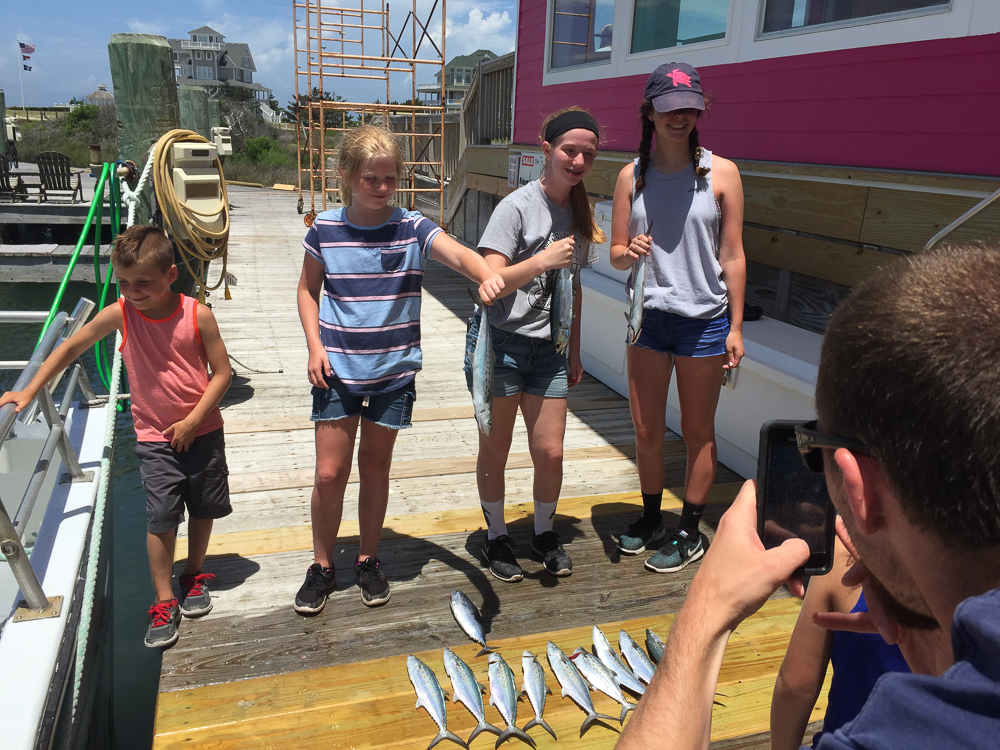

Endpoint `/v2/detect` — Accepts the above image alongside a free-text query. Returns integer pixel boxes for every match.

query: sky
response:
[1,0,517,112]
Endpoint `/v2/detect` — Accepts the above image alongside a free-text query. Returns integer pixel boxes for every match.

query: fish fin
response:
[581,712,620,736]
[545,684,552,696]
[478,681,488,695]
[524,717,558,741]
[415,698,424,711]
[495,727,536,749]
[442,688,450,700]
[468,720,503,743]
[476,646,494,658]
[427,728,469,750]
[619,702,636,725]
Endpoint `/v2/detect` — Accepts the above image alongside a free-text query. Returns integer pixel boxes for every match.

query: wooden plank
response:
[742,175,868,242]
[465,145,512,179]
[467,171,514,197]
[860,187,1000,253]
[743,225,903,288]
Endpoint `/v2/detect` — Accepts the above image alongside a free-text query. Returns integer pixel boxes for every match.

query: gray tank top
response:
[628,150,728,320]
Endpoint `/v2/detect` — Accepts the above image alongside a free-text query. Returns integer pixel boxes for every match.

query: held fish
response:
[645,628,666,664]
[625,220,652,346]
[550,265,574,355]
[406,655,469,750]
[619,629,656,685]
[488,652,536,748]
[593,625,645,696]
[571,647,636,725]
[468,290,494,436]
[521,650,557,741]
[443,647,503,744]
[545,640,619,737]
[449,590,494,658]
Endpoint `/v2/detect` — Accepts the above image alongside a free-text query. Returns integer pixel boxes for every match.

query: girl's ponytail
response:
[689,127,710,177]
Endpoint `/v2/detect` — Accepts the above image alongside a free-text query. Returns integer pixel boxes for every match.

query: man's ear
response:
[834,448,886,536]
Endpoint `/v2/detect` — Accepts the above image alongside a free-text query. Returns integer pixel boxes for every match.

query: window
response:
[173,52,178,61]
[245,71,252,82]
[550,0,615,69]
[760,0,949,34]
[206,52,213,60]
[631,0,729,54]
[195,51,202,59]
[196,66,213,79]
[175,67,181,77]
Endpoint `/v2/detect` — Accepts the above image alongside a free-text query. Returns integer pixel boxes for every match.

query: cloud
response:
[127,18,168,35]
[447,7,515,55]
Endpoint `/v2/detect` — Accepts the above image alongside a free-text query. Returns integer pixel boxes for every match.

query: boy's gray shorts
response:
[135,428,232,534]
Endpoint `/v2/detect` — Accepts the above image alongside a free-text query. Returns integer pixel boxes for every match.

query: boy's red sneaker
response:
[179,572,216,618]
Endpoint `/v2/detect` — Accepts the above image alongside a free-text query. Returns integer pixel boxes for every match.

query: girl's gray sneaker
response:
[617,513,666,554]
[645,530,704,573]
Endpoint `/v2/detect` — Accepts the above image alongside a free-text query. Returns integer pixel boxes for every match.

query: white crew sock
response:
[481,499,507,540]
[534,500,557,535]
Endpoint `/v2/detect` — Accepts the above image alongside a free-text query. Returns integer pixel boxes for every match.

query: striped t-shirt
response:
[302,207,442,395]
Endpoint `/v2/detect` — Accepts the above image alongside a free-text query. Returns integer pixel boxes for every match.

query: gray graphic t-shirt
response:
[477,180,597,339]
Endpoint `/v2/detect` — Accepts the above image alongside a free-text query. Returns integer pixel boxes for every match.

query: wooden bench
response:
[0,154,27,202]
[36,151,84,204]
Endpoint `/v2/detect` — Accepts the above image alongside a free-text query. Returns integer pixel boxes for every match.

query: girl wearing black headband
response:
[462,106,605,583]
[609,63,747,575]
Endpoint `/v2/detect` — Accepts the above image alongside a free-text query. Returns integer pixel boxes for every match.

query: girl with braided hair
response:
[610,62,746,574]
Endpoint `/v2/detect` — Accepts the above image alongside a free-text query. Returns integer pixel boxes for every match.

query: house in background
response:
[168,26,279,122]
[417,49,497,111]
[84,84,115,107]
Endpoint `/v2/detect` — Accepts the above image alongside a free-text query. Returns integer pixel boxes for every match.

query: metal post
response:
[38,387,86,480]
[0,495,49,611]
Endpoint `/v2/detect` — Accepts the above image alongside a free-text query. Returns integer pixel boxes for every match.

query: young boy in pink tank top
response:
[0,225,233,649]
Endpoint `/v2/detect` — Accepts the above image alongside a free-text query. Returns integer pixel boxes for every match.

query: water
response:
[0,282,159,749]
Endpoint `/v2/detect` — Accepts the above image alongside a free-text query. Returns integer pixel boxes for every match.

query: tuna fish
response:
[443,647,503,744]
[406,655,469,750]
[625,221,652,346]
[550,265,574,355]
[545,640,619,737]
[468,290,494,436]
[619,629,656,685]
[520,650,556,741]
[592,625,645,696]
[488,652,536,748]
[645,628,666,664]
[571,647,636,725]
[449,590,494,658]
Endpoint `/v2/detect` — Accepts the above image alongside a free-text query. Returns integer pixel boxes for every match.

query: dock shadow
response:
[170,553,261,592]
[221,374,255,408]
[589,500,726,564]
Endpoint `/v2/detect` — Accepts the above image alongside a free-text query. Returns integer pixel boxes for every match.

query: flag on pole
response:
[22,55,30,61]
[23,65,32,71]
[19,42,36,54]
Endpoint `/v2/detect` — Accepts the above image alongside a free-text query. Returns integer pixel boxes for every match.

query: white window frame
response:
[175,67,181,77]
[196,66,213,80]
[206,51,214,60]
[195,50,202,59]
[755,0,953,40]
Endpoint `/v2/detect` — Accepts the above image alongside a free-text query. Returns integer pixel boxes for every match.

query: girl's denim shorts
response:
[311,374,416,430]
[464,311,568,399]
[630,309,730,357]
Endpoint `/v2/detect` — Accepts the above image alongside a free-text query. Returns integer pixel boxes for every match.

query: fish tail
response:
[580,711,619,736]
[468,719,503,743]
[495,726,537,749]
[475,645,494,658]
[619,701,637,724]
[427,728,469,750]
[524,717,557,741]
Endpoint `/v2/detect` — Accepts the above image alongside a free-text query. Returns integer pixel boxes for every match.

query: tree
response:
[285,88,355,129]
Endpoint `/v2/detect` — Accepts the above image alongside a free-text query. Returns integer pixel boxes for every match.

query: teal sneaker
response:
[645,530,704,573]
[617,513,666,555]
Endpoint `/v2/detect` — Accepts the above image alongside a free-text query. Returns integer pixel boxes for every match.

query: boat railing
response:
[0,298,99,616]
[923,184,1000,252]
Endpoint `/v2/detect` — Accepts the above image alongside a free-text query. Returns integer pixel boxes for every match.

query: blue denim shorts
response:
[464,311,568,399]
[630,309,730,357]
[311,374,416,430]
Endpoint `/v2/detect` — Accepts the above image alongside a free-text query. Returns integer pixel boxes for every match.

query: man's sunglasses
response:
[794,420,870,473]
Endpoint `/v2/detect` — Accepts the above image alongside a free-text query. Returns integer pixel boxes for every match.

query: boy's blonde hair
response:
[111,225,174,273]
[337,125,405,206]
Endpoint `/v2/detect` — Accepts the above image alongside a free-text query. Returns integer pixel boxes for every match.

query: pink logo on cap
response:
[667,69,692,87]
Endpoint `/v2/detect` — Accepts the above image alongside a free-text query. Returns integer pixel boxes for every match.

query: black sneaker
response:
[144,598,181,649]
[617,513,666,555]
[179,572,216,618]
[482,535,523,582]
[645,530,705,573]
[355,556,391,607]
[531,531,573,576]
[294,563,337,614]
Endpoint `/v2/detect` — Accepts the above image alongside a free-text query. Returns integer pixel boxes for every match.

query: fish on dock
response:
[443,647,503,744]
[449,590,494,657]
[619,629,656,685]
[406,655,469,750]
[488,652,536,748]
[592,625,645,696]
[646,628,666,664]
[521,650,557,741]
[625,220,652,346]
[571,647,636,725]
[468,290,495,435]
[545,641,619,737]
[550,265,574,355]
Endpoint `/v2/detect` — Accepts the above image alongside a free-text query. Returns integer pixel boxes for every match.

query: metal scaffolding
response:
[293,0,447,223]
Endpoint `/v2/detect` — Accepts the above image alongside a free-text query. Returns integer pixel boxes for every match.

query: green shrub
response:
[63,104,99,135]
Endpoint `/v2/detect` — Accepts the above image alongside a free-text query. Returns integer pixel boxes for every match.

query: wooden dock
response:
[153,187,828,749]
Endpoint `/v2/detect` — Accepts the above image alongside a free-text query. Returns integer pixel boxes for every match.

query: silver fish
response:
[545,640,618,737]
[550,265,573,355]
[645,628,666,664]
[450,590,494,658]
[521,650,556,741]
[571,647,636,725]
[443,647,502,744]
[625,220,651,345]
[592,625,645,696]
[488,652,536,748]
[619,629,656,685]
[407,655,469,750]
[469,290,494,436]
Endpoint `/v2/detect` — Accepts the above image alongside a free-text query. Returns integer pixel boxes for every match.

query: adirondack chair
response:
[0,154,27,202]
[36,151,84,203]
